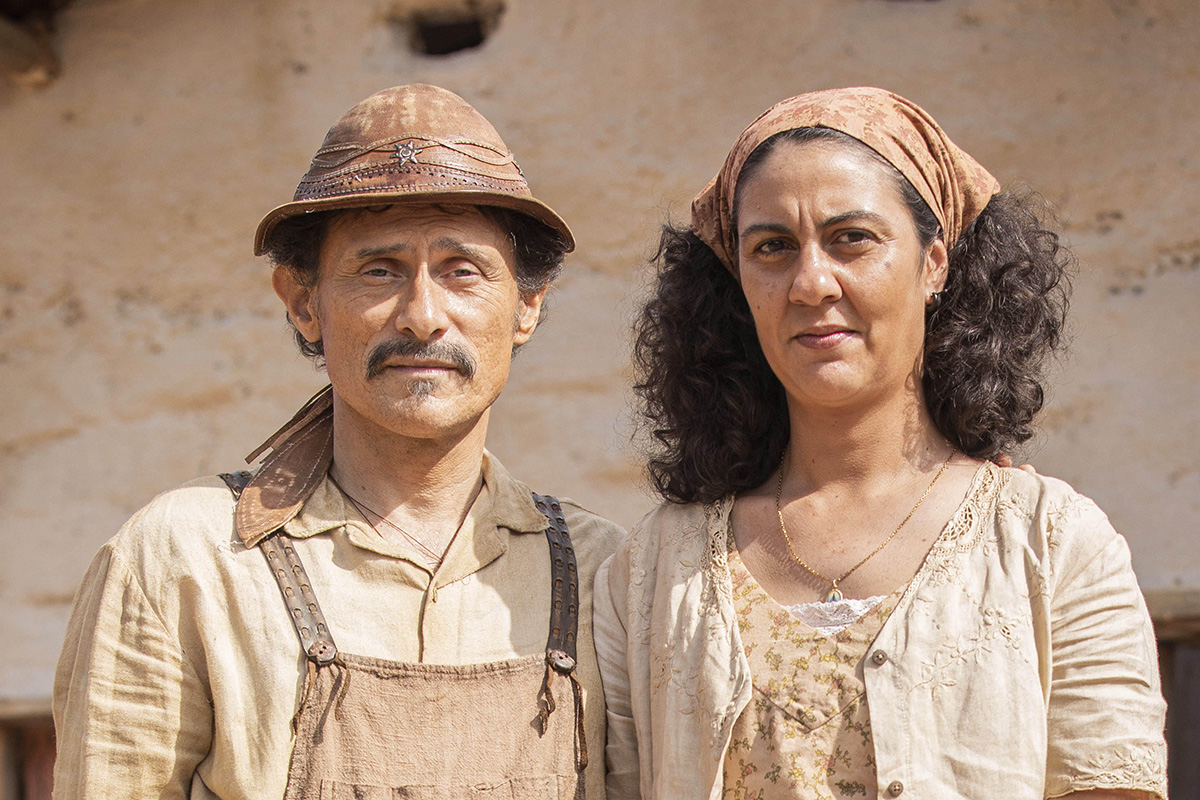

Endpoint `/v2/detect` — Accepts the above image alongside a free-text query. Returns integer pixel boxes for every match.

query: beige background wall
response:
[1,0,1197,710]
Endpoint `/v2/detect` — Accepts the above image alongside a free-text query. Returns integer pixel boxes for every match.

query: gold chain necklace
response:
[774,448,956,603]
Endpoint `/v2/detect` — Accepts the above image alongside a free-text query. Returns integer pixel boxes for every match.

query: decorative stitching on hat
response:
[297,154,526,187]
[295,160,527,201]
[298,180,528,200]
[311,134,515,169]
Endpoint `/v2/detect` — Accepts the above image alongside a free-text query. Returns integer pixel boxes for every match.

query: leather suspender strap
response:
[259,536,340,666]
[531,493,587,771]
[532,493,580,673]
[220,471,340,667]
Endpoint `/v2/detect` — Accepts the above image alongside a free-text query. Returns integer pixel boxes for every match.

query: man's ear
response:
[513,286,549,346]
[923,238,950,297]
[272,267,321,344]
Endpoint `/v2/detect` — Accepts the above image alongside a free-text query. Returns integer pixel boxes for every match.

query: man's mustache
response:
[365,338,477,381]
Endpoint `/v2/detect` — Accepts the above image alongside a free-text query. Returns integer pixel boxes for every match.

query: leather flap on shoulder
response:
[236,405,334,548]
[245,384,334,464]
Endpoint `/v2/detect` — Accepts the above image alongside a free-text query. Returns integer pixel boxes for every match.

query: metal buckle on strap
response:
[547,649,577,674]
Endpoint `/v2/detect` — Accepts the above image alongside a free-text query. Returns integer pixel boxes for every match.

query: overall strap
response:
[533,493,580,673]
[220,471,340,667]
[531,493,587,771]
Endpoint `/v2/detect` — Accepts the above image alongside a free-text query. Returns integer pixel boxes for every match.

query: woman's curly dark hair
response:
[634,129,1073,504]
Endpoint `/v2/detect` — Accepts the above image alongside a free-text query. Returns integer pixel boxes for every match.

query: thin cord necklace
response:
[775,448,956,603]
[329,475,447,569]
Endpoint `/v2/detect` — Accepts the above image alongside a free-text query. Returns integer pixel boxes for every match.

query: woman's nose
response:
[788,244,843,306]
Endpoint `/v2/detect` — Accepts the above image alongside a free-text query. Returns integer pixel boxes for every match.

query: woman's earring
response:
[926,291,943,313]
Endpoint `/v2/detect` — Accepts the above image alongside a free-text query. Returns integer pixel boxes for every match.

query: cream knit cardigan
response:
[594,464,1167,800]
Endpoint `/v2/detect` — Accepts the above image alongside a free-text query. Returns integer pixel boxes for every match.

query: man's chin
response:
[369,369,456,399]
[405,377,438,399]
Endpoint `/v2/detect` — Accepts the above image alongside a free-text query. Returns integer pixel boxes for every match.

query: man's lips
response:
[381,359,458,372]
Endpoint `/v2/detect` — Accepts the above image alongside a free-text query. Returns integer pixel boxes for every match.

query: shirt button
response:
[887,780,904,796]
[871,650,889,666]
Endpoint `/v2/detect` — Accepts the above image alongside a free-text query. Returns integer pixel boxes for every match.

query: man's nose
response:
[788,244,843,306]
[394,269,450,340]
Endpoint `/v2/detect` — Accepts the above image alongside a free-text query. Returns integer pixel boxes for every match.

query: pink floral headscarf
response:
[691,87,1000,273]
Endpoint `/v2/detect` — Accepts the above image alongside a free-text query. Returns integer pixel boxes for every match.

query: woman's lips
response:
[795,330,854,349]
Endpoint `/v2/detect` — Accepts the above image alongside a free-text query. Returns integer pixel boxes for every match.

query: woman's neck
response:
[784,386,950,494]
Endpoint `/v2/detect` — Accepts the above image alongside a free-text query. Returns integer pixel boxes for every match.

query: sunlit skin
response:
[273,204,545,552]
[735,140,948,416]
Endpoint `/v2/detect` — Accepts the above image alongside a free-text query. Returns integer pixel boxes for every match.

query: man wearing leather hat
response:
[54,84,624,799]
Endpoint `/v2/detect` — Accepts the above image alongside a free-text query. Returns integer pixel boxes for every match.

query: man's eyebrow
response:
[350,238,497,262]
[431,237,496,263]
[353,243,413,260]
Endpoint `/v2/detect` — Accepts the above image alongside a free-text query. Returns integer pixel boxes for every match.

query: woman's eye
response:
[834,230,873,245]
[754,238,789,255]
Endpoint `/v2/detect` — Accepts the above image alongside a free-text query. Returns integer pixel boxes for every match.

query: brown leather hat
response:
[254,84,574,256]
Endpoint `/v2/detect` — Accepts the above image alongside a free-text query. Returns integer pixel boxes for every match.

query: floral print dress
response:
[721,548,907,800]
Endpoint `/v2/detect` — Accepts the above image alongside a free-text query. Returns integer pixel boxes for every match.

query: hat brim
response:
[254,190,576,256]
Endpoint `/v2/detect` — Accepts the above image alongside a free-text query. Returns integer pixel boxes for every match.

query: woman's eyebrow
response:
[822,210,889,228]
[738,222,793,239]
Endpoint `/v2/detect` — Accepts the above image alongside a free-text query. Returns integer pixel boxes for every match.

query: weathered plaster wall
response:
[1,0,1197,707]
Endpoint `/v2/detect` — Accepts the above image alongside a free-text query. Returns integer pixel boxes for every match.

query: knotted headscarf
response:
[691,87,1000,273]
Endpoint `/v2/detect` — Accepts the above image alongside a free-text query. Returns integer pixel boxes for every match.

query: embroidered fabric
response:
[784,594,888,636]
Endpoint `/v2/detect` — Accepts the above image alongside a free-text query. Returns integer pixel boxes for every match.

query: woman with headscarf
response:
[594,88,1167,800]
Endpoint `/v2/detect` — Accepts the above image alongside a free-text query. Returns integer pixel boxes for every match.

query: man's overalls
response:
[222,388,587,798]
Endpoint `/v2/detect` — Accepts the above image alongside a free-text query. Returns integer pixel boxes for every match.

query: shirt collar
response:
[235,386,551,554]
[281,451,551,583]
[282,450,551,541]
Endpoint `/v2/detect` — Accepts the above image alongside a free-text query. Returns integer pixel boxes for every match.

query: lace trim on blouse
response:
[784,595,888,636]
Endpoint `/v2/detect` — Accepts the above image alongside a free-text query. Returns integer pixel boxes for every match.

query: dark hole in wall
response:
[0,0,70,86]
[0,0,70,27]
[399,2,505,56]
[413,14,485,55]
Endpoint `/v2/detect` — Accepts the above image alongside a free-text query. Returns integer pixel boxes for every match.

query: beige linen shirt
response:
[594,463,1168,800]
[54,452,625,800]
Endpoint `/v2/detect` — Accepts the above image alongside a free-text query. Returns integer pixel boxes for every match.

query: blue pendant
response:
[825,585,844,603]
